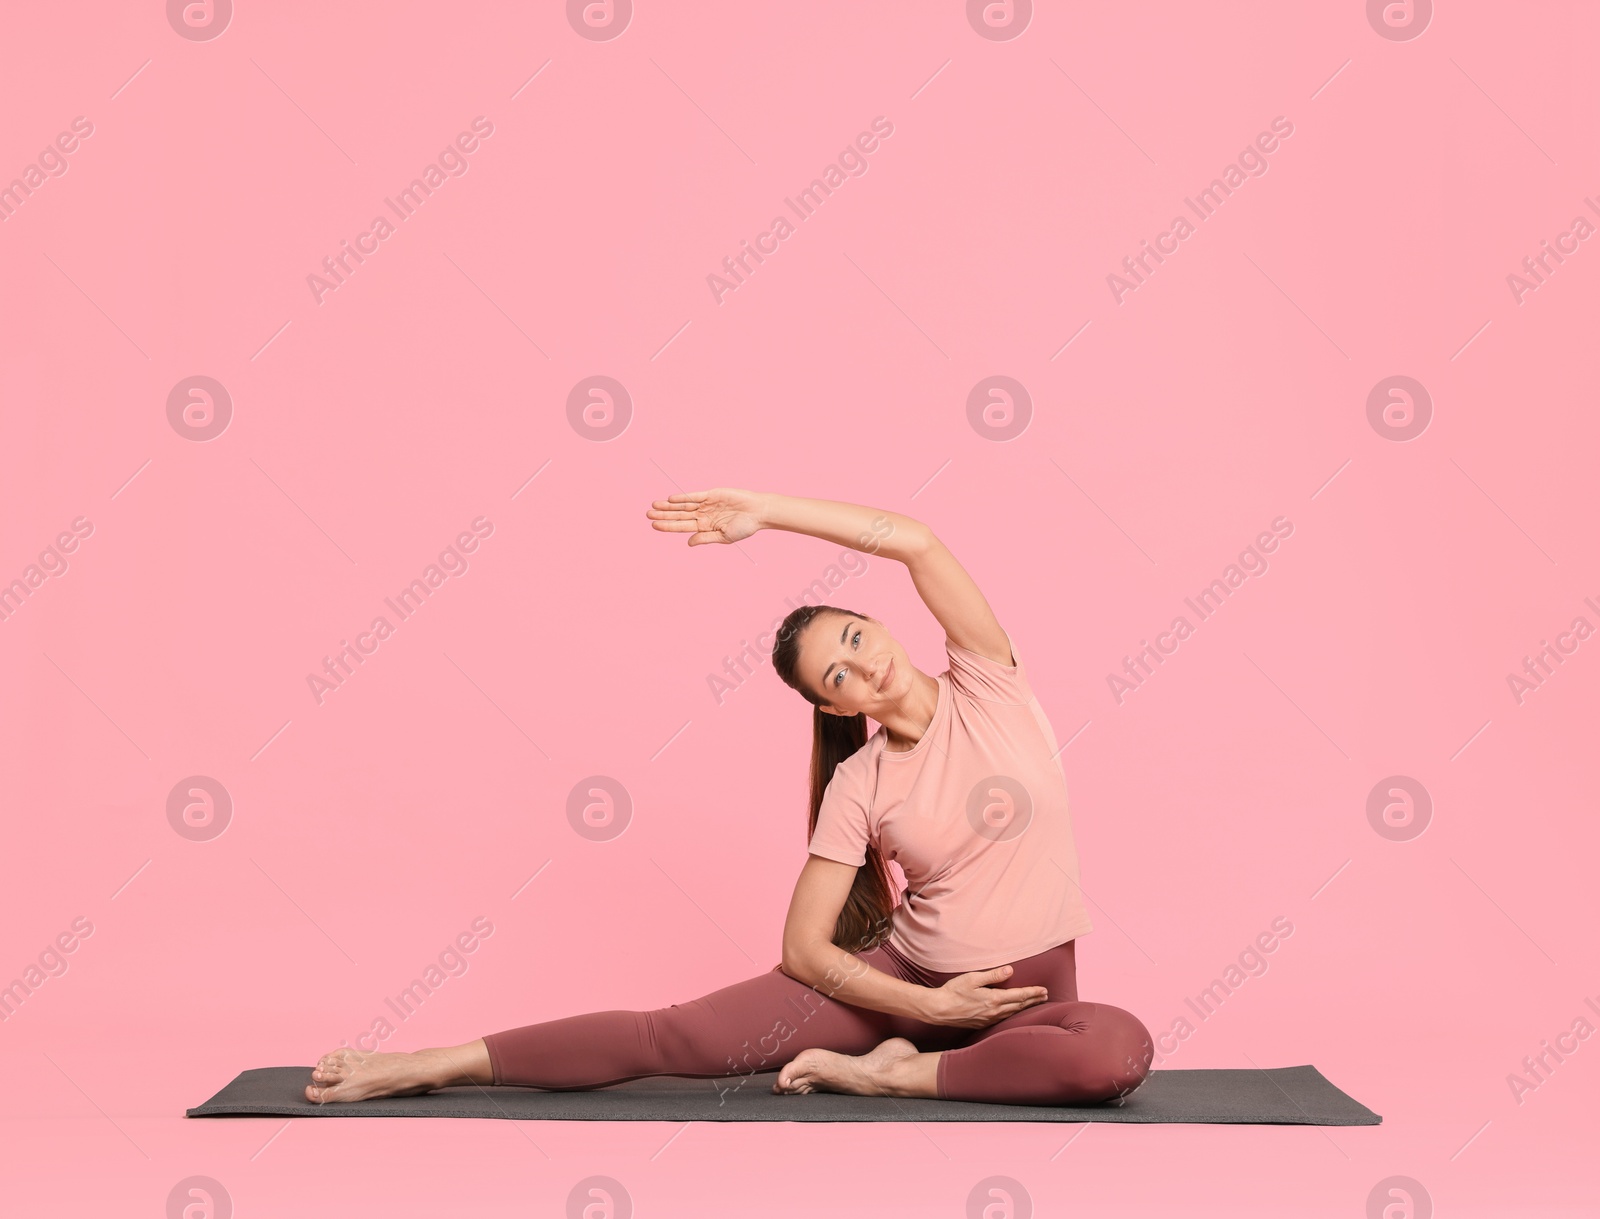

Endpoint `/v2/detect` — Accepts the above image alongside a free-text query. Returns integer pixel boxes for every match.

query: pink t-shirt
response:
[807,632,1095,972]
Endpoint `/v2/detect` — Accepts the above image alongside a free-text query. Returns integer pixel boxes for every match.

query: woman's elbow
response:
[778,950,805,984]
[780,940,821,985]
[888,520,935,562]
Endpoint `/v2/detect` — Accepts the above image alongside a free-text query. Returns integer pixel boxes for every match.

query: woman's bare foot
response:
[304,1040,492,1103]
[772,1037,939,1098]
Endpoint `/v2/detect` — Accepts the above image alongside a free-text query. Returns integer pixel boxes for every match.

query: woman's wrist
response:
[753,491,780,532]
[914,983,948,1026]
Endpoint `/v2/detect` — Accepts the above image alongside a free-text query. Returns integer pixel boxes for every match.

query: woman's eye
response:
[833,630,862,686]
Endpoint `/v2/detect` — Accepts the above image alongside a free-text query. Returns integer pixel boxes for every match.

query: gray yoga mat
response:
[187,1064,1380,1125]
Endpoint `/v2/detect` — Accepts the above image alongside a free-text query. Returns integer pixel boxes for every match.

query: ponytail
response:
[807,703,897,953]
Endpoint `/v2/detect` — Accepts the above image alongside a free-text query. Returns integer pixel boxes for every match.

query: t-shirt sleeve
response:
[807,755,871,867]
[944,630,1031,705]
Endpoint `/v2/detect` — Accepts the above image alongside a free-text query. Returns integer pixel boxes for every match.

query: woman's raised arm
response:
[756,492,928,563]
[757,493,1011,663]
[647,488,928,562]
[646,488,1011,664]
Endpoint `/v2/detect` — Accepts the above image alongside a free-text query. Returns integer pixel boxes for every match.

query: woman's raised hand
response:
[646,488,766,546]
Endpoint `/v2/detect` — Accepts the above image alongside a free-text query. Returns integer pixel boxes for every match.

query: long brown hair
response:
[771,604,897,953]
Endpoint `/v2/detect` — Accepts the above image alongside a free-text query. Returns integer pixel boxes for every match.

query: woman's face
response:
[802,612,907,716]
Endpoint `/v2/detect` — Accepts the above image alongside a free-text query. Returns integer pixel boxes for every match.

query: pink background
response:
[2,1,1596,1215]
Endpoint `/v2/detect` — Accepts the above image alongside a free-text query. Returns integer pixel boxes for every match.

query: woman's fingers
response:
[987,987,1050,1018]
[647,497,708,521]
[995,985,1048,1001]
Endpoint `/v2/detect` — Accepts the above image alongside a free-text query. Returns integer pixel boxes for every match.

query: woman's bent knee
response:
[1032,1001,1153,1104]
[1078,1002,1153,1102]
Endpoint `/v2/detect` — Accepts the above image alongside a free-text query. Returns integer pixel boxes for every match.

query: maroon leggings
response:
[481,938,1154,1106]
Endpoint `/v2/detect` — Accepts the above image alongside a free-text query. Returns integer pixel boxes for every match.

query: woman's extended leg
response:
[305,949,944,1104]
[479,959,947,1095]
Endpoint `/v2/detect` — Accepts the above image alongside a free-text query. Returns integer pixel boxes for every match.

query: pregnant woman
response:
[305,491,1154,1107]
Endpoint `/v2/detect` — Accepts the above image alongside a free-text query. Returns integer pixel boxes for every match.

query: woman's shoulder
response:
[943,630,1031,705]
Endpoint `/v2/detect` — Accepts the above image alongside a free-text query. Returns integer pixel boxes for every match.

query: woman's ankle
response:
[419,1043,492,1088]
[883,1051,941,1098]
